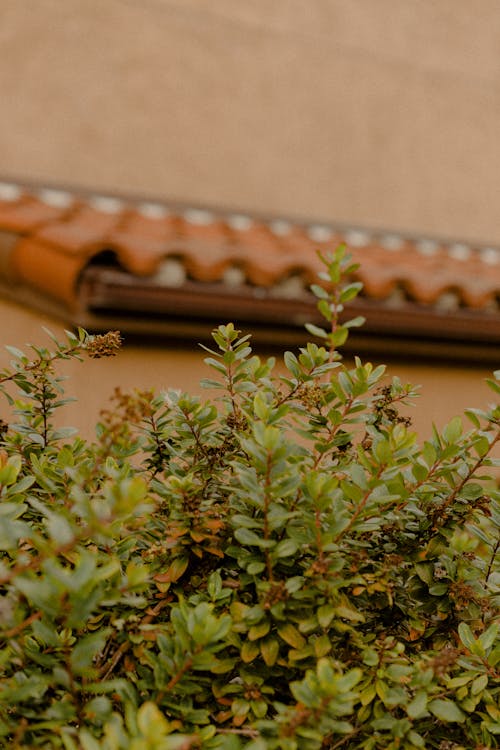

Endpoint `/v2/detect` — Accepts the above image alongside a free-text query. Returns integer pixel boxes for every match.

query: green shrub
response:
[0,247,498,750]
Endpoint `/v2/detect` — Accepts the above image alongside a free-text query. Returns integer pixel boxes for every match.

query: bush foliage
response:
[0,247,499,750]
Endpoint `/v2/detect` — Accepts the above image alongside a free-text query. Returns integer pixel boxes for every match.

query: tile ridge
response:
[0,179,498,315]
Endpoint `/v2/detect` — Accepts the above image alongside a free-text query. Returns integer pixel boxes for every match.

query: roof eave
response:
[78,268,500,364]
[2,272,497,364]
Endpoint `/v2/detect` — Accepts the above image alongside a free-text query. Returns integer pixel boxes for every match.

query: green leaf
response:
[260,637,279,666]
[464,409,481,428]
[317,299,333,322]
[310,284,329,299]
[335,605,364,622]
[78,730,101,750]
[234,527,265,547]
[479,622,498,651]
[277,623,306,649]
[284,351,300,377]
[137,702,170,738]
[471,674,488,696]
[253,393,269,421]
[443,416,462,444]
[313,634,331,657]
[474,435,491,457]
[344,315,366,328]
[317,604,335,629]
[428,583,448,596]
[46,514,75,545]
[317,657,335,686]
[204,357,227,374]
[251,699,268,719]
[339,282,363,303]
[273,538,299,558]
[428,699,466,723]
[360,684,376,706]
[362,649,379,667]
[290,679,319,708]
[248,619,270,641]
[330,327,349,347]
[486,377,500,395]
[407,690,428,719]
[241,640,260,663]
[336,668,362,692]
[414,562,434,585]
[5,345,27,361]
[247,560,266,575]
[305,323,328,339]
[207,570,223,600]
[70,629,111,675]
[458,622,476,650]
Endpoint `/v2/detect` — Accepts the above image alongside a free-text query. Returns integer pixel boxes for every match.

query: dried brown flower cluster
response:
[96,387,154,456]
[85,331,123,358]
[373,384,413,428]
[298,383,324,411]
[430,646,460,677]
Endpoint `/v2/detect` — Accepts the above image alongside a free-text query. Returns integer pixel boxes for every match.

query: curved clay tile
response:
[34,205,123,253]
[181,251,235,283]
[106,232,170,264]
[0,185,500,322]
[226,223,282,261]
[11,238,88,308]
[0,196,70,233]
[109,242,166,277]
[356,273,399,301]
[460,282,499,309]
[120,211,180,241]
[178,217,232,244]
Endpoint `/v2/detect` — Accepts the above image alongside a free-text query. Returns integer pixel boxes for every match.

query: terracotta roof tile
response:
[11,238,85,307]
[0,181,499,333]
[0,196,70,233]
[118,211,181,241]
[36,204,124,252]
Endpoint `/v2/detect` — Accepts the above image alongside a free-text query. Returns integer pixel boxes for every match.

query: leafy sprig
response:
[0,251,498,749]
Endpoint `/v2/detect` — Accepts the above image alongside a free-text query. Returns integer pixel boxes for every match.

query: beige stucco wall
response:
[2,0,500,244]
[0,3,498,441]
[0,298,494,442]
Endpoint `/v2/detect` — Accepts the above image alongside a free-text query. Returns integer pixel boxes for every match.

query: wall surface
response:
[2,0,500,243]
[0,2,497,439]
[0,299,494,441]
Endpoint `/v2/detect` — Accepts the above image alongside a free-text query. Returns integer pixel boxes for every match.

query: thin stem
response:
[0,535,80,586]
[99,597,171,680]
[485,535,500,586]
[314,506,324,568]
[328,288,341,365]
[311,395,354,472]
[334,465,385,542]
[156,644,204,702]
[180,406,208,462]
[39,379,50,448]
[226,360,238,418]
[164,654,194,691]
[0,610,42,640]
[431,430,500,528]
[263,451,274,582]
[275,381,302,408]
[0,344,82,387]
[327,726,363,749]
